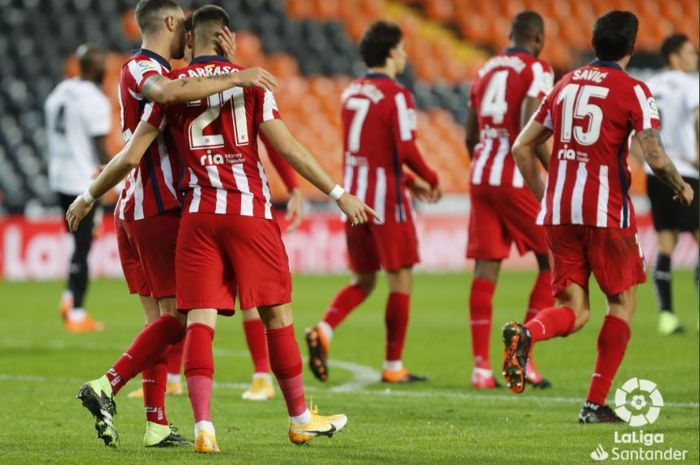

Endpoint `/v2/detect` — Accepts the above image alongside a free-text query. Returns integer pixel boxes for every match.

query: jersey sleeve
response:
[254,88,282,126]
[127,57,164,95]
[526,61,554,99]
[391,90,439,186]
[630,82,661,132]
[84,94,112,136]
[684,75,700,111]
[532,92,553,130]
[260,132,297,191]
[141,101,167,131]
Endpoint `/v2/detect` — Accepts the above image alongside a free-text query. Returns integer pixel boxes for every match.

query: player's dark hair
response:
[184,14,193,33]
[76,43,104,71]
[359,21,403,68]
[660,33,690,66]
[135,0,180,35]
[192,5,230,31]
[592,10,639,61]
[510,11,544,43]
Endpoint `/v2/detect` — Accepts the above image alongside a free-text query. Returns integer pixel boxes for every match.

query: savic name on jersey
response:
[469,49,554,188]
[534,61,661,229]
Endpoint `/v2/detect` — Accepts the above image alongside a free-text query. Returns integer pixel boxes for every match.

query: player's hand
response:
[428,184,442,203]
[217,27,236,62]
[674,181,694,206]
[337,193,380,226]
[285,188,304,232]
[66,195,95,232]
[91,164,105,180]
[233,67,278,91]
[408,177,434,202]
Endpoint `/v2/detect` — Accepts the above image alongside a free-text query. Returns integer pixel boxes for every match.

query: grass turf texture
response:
[0,271,697,465]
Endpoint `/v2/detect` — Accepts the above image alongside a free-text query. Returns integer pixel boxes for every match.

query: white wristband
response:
[329,184,345,201]
[81,190,96,205]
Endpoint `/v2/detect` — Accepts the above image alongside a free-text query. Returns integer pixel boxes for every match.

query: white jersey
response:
[646,70,699,179]
[45,79,112,195]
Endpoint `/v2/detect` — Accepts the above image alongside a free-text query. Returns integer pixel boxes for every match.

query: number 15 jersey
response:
[145,55,280,220]
[533,60,660,229]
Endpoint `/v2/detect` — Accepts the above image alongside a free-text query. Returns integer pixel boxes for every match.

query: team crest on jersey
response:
[647,97,660,119]
[137,59,159,73]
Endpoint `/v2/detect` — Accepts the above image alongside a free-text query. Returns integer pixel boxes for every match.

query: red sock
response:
[385,292,410,362]
[322,284,369,329]
[469,278,495,369]
[106,315,184,394]
[266,325,306,417]
[586,315,631,405]
[166,339,184,376]
[524,306,576,343]
[243,318,270,373]
[143,352,168,425]
[184,323,215,423]
[524,271,554,322]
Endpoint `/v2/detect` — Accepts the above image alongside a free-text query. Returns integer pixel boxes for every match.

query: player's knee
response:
[353,274,377,294]
[573,309,590,332]
[158,297,178,317]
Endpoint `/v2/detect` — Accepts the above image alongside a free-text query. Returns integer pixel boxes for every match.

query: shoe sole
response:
[77,384,119,448]
[502,322,530,394]
[305,328,328,382]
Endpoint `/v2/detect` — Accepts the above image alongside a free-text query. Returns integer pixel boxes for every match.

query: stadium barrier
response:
[0,212,696,281]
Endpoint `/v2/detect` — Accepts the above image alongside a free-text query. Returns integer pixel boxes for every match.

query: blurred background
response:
[0,0,697,279]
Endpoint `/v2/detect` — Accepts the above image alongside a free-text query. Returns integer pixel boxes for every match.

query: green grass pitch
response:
[0,271,697,464]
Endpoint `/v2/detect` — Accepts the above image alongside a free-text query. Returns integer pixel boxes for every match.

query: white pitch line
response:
[0,373,697,410]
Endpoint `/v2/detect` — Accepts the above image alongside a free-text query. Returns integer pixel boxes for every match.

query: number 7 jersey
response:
[144,56,280,219]
[533,60,661,228]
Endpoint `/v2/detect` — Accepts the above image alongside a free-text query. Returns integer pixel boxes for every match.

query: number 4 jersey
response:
[533,60,660,229]
[144,55,279,219]
[469,48,554,188]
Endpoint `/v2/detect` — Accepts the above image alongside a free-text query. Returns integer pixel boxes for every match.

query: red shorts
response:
[545,225,647,297]
[176,213,292,314]
[467,185,548,260]
[115,210,179,299]
[346,221,420,274]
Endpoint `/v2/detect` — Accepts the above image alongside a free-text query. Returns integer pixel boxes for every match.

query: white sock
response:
[473,367,493,378]
[318,321,334,342]
[69,308,87,322]
[194,420,215,436]
[166,373,181,384]
[61,290,73,302]
[253,372,273,383]
[384,360,403,371]
[289,408,312,425]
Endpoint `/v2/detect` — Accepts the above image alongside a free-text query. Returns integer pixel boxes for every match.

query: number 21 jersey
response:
[145,56,280,219]
[533,60,660,228]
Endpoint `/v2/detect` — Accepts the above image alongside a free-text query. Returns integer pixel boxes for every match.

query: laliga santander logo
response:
[614,377,664,427]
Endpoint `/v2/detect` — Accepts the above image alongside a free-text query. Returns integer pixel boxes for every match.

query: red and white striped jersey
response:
[144,56,280,219]
[340,74,438,225]
[533,60,661,228]
[116,49,181,221]
[469,48,553,188]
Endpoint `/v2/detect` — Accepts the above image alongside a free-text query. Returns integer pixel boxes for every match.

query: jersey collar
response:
[505,47,531,56]
[191,55,230,64]
[135,48,171,71]
[363,72,391,79]
[589,59,623,71]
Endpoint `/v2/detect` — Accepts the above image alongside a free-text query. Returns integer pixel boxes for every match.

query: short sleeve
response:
[532,93,552,129]
[255,88,282,126]
[631,82,661,132]
[127,58,164,94]
[85,94,111,136]
[684,75,699,111]
[141,101,167,131]
[393,90,417,142]
[526,61,555,99]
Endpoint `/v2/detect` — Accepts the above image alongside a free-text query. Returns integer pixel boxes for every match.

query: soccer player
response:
[45,44,111,333]
[504,10,694,423]
[72,0,277,449]
[304,21,441,384]
[464,11,555,389]
[68,5,375,451]
[644,34,699,335]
